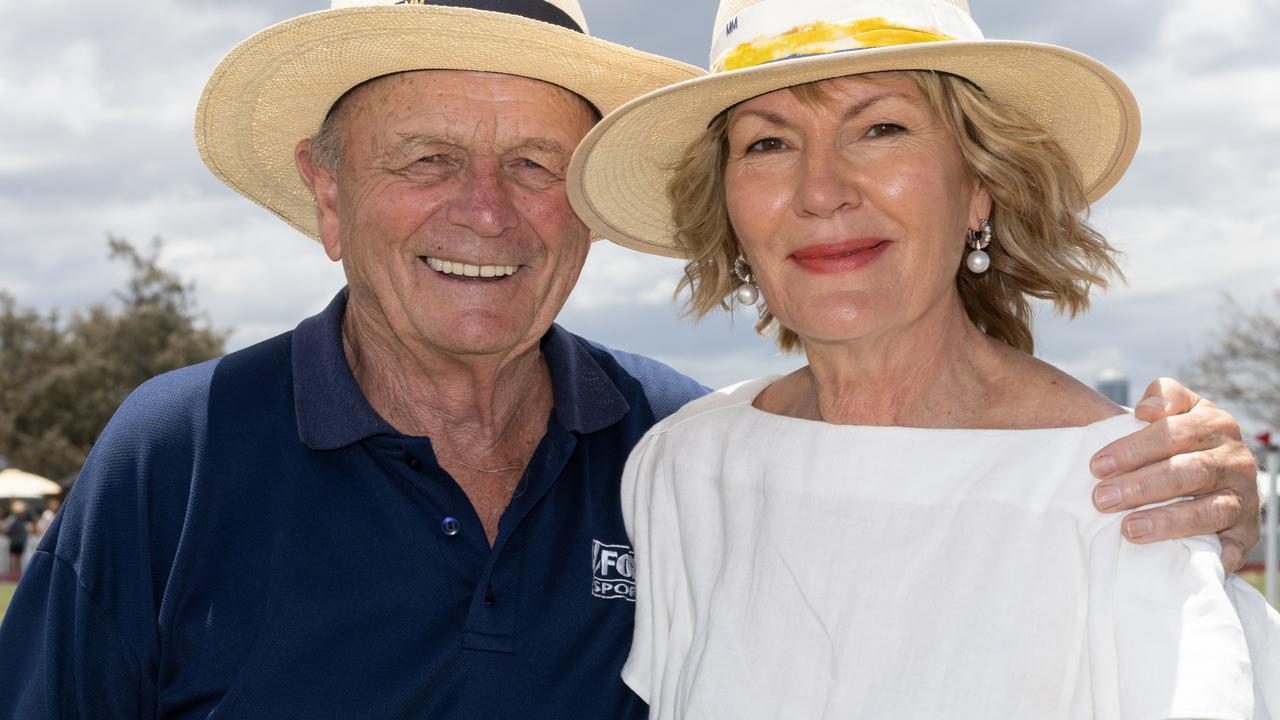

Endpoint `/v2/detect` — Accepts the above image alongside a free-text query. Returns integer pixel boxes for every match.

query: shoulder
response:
[99,331,294,455]
[99,357,221,455]
[576,336,711,421]
[645,376,772,437]
[983,344,1124,428]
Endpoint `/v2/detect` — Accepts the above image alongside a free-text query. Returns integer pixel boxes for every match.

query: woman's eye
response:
[745,137,786,153]
[866,123,906,138]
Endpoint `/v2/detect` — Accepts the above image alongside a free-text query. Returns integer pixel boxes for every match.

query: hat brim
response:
[195,5,704,241]
[568,40,1140,259]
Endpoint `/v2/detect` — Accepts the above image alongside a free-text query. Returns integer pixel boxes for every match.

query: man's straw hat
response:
[195,0,702,241]
[568,0,1141,258]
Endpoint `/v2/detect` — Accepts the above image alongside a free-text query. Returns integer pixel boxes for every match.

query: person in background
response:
[3,500,32,580]
[32,498,60,542]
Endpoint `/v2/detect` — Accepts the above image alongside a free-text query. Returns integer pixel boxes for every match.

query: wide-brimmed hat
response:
[568,0,1141,259]
[195,0,703,241]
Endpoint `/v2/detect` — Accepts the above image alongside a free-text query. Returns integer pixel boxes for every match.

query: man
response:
[3,500,32,580]
[0,1,1259,717]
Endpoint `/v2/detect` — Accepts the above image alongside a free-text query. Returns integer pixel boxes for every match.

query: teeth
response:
[424,257,518,278]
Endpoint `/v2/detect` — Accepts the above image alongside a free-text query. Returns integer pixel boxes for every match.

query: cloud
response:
[0,0,1276,431]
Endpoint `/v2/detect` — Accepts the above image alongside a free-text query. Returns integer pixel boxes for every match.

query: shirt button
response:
[440,516,461,536]
[405,455,423,471]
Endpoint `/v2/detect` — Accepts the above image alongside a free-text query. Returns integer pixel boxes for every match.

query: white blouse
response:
[621,378,1279,719]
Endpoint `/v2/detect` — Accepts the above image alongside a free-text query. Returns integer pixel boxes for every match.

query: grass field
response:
[0,582,15,623]
[1241,571,1267,597]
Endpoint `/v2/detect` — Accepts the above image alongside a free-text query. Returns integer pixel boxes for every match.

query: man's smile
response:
[421,255,520,278]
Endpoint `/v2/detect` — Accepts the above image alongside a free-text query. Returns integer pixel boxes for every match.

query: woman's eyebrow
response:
[731,91,913,130]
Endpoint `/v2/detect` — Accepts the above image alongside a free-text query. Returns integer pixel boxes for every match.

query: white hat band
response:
[711,0,983,72]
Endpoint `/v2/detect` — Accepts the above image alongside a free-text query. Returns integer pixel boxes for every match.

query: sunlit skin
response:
[304,70,596,362]
[296,70,597,542]
[725,73,1117,428]
[726,74,986,351]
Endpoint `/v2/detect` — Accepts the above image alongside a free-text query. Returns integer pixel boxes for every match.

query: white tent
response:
[0,468,63,498]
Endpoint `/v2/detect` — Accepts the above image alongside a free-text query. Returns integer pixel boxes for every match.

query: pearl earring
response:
[965,218,993,274]
[731,253,759,306]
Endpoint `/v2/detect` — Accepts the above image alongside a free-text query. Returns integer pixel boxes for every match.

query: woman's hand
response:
[1090,378,1260,572]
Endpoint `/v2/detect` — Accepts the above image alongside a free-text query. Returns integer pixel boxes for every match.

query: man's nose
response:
[445,160,520,237]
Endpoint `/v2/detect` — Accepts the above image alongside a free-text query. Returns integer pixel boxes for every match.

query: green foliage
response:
[1185,289,1280,433]
[0,237,227,484]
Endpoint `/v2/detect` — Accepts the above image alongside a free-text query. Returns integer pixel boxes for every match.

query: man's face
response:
[305,70,597,359]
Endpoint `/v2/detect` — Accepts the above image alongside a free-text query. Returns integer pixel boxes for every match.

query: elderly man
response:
[0,0,1260,717]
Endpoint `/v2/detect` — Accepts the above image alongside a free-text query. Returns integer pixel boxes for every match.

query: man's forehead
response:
[340,69,596,123]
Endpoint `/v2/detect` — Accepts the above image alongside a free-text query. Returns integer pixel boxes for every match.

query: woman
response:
[567,0,1279,717]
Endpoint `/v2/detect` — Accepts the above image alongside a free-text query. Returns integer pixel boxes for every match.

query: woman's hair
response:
[668,70,1123,354]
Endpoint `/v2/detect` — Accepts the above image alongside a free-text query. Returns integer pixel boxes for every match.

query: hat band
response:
[711,0,982,72]
[374,0,584,32]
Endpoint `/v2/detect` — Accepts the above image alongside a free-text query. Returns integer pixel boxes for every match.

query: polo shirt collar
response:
[293,289,630,450]
[540,323,630,434]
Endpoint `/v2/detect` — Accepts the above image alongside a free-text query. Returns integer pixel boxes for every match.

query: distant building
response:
[1096,375,1129,407]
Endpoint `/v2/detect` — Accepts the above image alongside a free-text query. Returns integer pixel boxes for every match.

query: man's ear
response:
[296,138,343,262]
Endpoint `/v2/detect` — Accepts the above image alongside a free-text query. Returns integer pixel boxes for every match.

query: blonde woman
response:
[568,0,1279,716]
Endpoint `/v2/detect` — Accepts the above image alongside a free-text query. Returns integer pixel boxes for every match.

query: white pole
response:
[1267,445,1279,607]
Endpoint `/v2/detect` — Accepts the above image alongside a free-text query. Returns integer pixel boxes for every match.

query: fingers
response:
[1132,377,1202,422]
[1220,536,1248,575]
[1092,453,1209,512]
[1121,491,1245,544]
[1091,402,1243,490]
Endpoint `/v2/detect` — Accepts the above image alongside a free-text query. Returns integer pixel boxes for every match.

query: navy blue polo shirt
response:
[0,290,707,719]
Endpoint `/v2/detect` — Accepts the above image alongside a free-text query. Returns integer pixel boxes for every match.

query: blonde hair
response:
[669,70,1122,354]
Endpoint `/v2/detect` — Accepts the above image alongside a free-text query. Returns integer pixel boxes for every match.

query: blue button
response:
[441,516,461,536]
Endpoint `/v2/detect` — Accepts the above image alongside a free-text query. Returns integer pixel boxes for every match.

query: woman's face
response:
[724,73,990,348]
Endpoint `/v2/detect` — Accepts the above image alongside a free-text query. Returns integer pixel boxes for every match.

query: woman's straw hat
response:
[195,0,703,241]
[568,0,1141,259]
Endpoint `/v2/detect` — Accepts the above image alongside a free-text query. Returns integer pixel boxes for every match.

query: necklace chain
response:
[450,457,525,474]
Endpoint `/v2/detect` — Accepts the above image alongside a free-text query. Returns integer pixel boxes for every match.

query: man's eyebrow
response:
[384,134,571,157]
[509,138,572,157]
[391,132,451,151]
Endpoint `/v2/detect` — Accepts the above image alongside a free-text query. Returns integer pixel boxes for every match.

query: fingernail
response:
[1091,455,1117,478]
[1094,485,1121,510]
[1137,396,1165,412]
[1126,517,1154,539]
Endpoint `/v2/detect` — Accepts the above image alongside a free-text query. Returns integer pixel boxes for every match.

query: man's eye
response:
[745,137,786,153]
[410,154,456,169]
[519,158,546,171]
[866,123,906,138]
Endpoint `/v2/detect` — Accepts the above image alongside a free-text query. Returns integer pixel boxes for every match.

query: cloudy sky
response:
[1,0,1277,432]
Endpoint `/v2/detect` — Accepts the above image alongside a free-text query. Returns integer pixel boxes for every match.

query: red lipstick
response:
[790,239,891,273]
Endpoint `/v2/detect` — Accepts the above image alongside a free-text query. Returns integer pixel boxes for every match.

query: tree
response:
[0,237,227,484]
[1184,289,1280,433]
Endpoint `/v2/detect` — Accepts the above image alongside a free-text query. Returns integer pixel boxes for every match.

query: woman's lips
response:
[790,239,891,273]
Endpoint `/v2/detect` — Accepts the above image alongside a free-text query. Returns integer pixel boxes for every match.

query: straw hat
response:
[195,0,703,241]
[568,0,1141,259]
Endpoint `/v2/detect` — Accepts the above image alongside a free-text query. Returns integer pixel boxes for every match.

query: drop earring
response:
[732,253,759,306]
[965,218,993,274]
